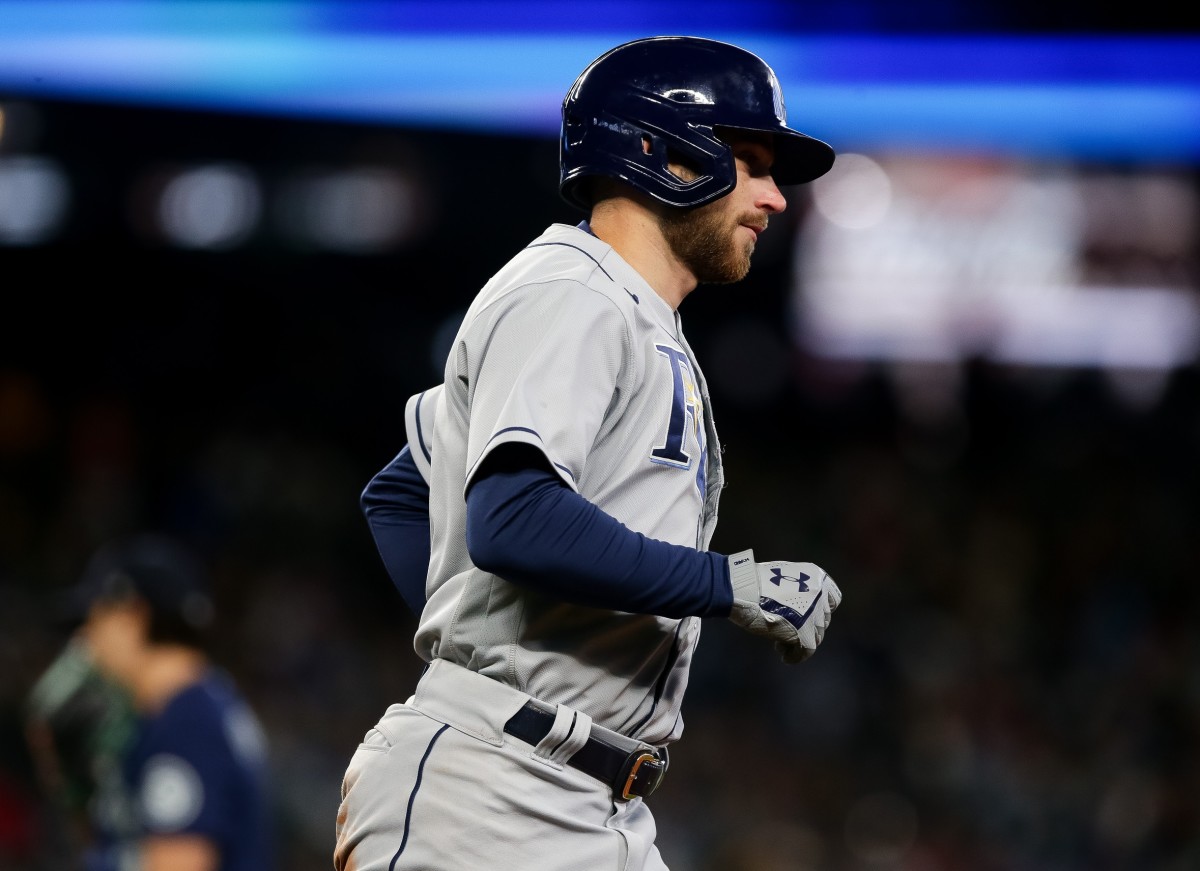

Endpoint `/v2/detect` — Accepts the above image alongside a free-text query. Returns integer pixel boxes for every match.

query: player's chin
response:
[721,232,754,277]
[731,244,754,281]
[718,251,753,284]
[691,238,753,284]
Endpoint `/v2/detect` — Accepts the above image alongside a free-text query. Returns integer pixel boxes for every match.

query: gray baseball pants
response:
[333,658,669,871]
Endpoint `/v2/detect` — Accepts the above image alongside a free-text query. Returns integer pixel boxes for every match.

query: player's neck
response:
[131,646,207,712]
[588,202,697,310]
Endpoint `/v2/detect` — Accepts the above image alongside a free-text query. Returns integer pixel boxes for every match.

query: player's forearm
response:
[365,517,429,616]
[361,445,431,615]
[466,464,733,617]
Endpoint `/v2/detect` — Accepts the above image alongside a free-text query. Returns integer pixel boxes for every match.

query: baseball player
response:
[29,534,275,871]
[337,36,842,871]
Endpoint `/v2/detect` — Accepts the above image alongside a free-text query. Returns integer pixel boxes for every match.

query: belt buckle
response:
[620,749,667,800]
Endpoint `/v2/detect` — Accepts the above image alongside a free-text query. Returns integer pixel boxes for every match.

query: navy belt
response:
[503,702,669,800]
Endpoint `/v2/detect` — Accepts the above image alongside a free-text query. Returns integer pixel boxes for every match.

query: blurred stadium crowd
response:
[2,314,1197,870]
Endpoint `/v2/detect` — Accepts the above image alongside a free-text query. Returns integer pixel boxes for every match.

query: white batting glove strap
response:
[727,549,842,665]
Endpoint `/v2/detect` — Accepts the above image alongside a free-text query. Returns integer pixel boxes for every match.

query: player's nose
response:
[758,176,787,214]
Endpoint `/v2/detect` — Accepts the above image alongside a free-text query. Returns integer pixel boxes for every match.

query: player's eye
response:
[736,147,773,178]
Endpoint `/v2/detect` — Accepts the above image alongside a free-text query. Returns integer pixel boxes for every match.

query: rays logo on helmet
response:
[768,69,786,123]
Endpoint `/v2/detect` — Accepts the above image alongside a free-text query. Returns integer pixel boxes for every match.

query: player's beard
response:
[661,203,764,284]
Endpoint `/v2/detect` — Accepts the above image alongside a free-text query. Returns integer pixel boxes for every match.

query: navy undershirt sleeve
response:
[361,445,429,616]
[466,448,733,618]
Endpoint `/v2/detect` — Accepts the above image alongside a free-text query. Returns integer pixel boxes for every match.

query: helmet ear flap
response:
[662,144,705,184]
[639,132,692,182]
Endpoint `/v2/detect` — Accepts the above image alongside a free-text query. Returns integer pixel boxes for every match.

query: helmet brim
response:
[766,129,837,186]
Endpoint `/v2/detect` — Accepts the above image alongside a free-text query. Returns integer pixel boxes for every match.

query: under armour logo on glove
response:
[727,550,842,665]
[767,567,810,593]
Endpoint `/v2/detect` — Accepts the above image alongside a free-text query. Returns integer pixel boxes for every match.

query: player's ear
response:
[665,148,701,183]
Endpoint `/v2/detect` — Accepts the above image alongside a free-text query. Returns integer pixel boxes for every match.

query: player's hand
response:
[726,550,841,664]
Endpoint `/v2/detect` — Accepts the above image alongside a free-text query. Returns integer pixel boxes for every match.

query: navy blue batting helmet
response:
[64,533,214,632]
[559,35,835,211]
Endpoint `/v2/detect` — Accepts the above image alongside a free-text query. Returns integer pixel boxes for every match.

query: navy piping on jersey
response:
[525,241,614,283]
[578,219,638,302]
[390,723,451,871]
[414,389,432,464]
[488,425,539,441]
[482,427,576,483]
[528,223,641,304]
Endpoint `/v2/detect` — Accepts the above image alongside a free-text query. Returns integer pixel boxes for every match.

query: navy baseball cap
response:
[62,533,215,631]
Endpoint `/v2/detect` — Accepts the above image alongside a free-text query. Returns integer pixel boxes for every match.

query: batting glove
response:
[727,550,842,664]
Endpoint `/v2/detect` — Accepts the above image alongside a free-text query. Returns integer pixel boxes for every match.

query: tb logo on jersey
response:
[650,344,708,499]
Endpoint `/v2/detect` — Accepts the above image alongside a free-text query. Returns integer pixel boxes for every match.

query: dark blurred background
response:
[2,2,1198,870]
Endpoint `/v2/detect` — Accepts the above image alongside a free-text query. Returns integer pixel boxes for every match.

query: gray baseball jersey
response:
[413,221,725,746]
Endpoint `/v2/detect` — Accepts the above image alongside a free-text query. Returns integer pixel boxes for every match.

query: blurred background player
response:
[337,35,842,871]
[25,533,275,871]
